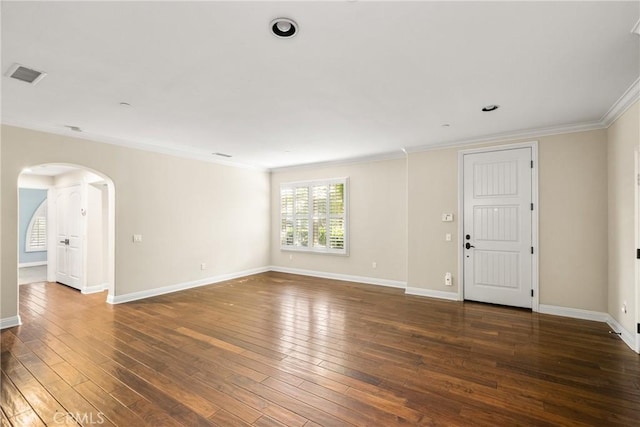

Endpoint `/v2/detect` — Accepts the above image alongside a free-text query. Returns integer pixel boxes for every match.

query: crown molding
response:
[600,76,640,127]
[631,18,640,36]
[1,119,269,172]
[4,76,638,171]
[270,150,406,173]
[404,120,605,154]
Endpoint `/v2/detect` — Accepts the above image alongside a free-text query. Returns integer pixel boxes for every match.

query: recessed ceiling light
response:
[482,105,500,112]
[213,152,232,158]
[271,18,298,38]
[65,125,82,132]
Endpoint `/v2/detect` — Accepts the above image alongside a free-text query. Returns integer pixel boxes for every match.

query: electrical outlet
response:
[289,254,293,260]
[372,261,377,269]
[132,234,142,243]
[445,233,452,241]
[201,263,206,270]
[445,272,452,286]
[622,301,627,314]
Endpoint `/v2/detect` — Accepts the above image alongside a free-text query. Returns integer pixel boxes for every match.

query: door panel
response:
[67,189,82,284]
[55,186,83,290]
[56,190,68,282]
[463,148,532,308]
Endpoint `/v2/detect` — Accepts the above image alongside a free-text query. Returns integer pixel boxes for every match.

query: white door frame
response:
[43,164,116,299]
[457,141,539,311]
[635,150,640,353]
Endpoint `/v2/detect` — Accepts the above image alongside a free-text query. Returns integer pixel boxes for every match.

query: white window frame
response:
[26,200,47,252]
[280,177,349,255]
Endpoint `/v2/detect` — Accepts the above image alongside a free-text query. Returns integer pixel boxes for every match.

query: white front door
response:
[55,185,83,290]
[463,147,533,308]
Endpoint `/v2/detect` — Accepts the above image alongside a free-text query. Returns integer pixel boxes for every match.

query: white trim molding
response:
[600,76,640,127]
[407,121,603,155]
[606,315,638,354]
[2,121,268,172]
[107,267,270,304]
[632,18,640,36]
[538,304,638,353]
[271,150,406,172]
[538,304,609,322]
[405,287,460,301]
[269,266,407,289]
[82,283,109,295]
[18,261,47,268]
[0,315,22,329]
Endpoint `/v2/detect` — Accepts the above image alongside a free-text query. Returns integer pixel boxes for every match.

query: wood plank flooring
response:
[2,272,639,426]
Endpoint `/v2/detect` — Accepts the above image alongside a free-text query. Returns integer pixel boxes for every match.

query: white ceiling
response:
[2,1,639,169]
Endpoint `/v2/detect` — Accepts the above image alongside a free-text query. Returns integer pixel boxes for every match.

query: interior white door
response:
[463,148,532,308]
[55,185,83,290]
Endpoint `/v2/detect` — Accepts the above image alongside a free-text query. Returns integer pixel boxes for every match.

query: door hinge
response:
[637,323,640,334]
[531,203,534,211]
[531,247,534,254]
[531,289,534,297]
[637,248,640,259]
[531,160,534,168]
[637,173,640,186]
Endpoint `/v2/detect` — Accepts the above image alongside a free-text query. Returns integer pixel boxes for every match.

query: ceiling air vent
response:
[5,63,47,85]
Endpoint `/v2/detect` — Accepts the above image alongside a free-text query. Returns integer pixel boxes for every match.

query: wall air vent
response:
[5,63,47,85]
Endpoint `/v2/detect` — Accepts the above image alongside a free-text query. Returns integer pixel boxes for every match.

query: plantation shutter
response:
[280,178,348,254]
[26,200,47,252]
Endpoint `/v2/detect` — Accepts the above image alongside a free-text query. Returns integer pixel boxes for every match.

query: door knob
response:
[59,239,69,245]
[465,242,475,250]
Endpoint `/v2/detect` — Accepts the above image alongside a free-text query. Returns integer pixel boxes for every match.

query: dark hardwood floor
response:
[2,272,639,426]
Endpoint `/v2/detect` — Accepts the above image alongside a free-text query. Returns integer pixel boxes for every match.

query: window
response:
[26,200,47,252]
[280,178,348,255]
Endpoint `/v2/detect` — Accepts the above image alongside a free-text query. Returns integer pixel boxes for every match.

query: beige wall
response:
[607,101,639,334]
[1,125,271,319]
[0,136,3,321]
[270,158,407,283]
[2,115,633,326]
[407,148,458,292]
[538,131,608,310]
[408,129,609,312]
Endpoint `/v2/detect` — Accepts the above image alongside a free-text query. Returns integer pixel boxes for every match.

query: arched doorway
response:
[18,163,115,305]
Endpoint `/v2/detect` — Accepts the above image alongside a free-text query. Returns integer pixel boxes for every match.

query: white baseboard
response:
[606,315,638,354]
[18,261,47,268]
[107,266,270,304]
[269,266,407,289]
[0,315,22,329]
[82,283,108,295]
[538,305,638,353]
[537,304,609,322]
[405,287,460,301]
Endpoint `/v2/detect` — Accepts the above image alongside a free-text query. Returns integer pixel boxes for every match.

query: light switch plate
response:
[441,213,454,222]
[133,234,142,243]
